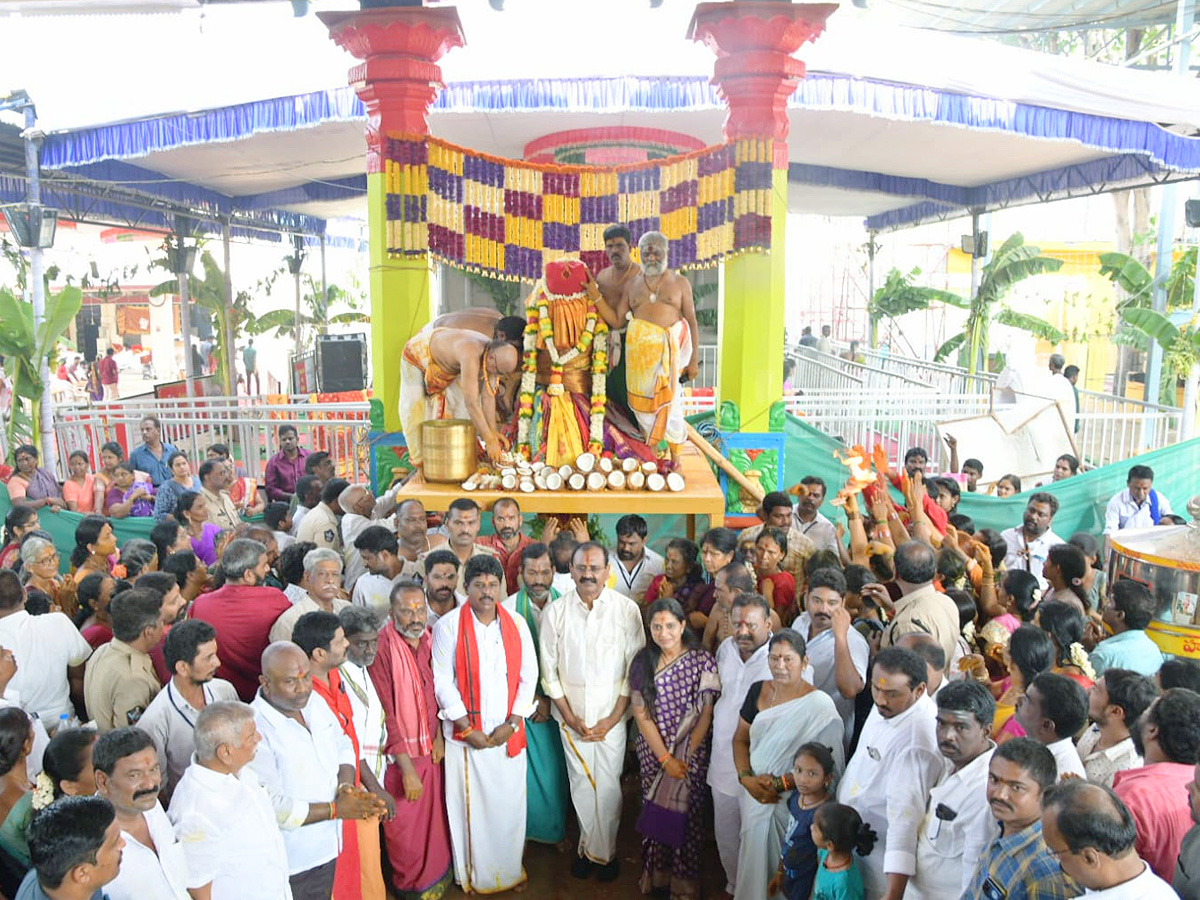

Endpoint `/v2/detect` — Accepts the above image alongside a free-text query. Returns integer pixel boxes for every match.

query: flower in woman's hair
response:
[1030,587,1043,605]
[31,771,55,811]
[111,565,127,579]
[1069,642,1096,681]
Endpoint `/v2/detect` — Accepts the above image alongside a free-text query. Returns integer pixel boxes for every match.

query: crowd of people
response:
[0,418,1193,900]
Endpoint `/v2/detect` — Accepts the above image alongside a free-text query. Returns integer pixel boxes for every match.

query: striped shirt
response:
[963,819,1077,900]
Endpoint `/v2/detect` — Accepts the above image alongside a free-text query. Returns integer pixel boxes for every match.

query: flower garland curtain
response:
[385,135,773,282]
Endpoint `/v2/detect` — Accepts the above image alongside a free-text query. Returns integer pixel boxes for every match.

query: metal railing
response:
[856,346,998,396]
[1074,393,1182,469]
[52,395,374,484]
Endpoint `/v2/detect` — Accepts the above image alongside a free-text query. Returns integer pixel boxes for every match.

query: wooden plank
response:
[394,444,724,524]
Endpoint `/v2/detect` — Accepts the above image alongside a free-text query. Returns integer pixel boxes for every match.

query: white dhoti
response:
[444,742,527,894]
[712,786,743,894]
[558,719,627,864]
[398,328,468,466]
[625,317,689,447]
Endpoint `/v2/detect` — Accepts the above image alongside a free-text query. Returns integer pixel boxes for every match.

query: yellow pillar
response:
[367,171,431,432]
[719,164,788,431]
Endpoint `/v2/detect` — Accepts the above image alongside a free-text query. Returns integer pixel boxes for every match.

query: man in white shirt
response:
[1104,464,1172,535]
[1016,671,1089,780]
[339,483,397,592]
[838,646,943,900]
[1002,492,1065,591]
[432,555,537,895]
[352,525,418,620]
[269,548,351,644]
[610,515,663,603]
[0,570,91,725]
[792,567,868,744]
[137,619,238,802]
[1078,668,1155,788]
[92,727,190,900]
[539,542,645,882]
[289,475,322,537]
[168,701,292,900]
[338,606,388,785]
[251,641,387,900]
[906,681,997,899]
[1043,779,1179,899]
[708,594,773,896]
[791,475,841,556]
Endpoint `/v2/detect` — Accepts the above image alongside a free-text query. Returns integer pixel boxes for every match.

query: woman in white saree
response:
[731,628,845,900]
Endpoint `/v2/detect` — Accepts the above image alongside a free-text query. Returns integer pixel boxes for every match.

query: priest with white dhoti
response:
[539,542,646,881]
[432,554,537,895]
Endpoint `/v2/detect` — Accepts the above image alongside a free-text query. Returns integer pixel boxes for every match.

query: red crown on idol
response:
[543,258,589,300]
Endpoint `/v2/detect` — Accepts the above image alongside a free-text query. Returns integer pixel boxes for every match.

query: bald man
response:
[251,642,386,900]
[339,483,397,592]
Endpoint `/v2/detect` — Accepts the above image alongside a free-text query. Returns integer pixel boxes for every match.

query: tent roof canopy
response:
[8,9,1200,234]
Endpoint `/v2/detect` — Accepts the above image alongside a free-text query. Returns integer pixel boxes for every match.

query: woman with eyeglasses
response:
[18,536,76,619]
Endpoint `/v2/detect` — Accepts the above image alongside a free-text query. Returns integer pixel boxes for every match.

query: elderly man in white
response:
[167,700,293,900]
[250,642,387,900]
[432,554,538,894]
[539,541,646,882]
[269,548,352,644]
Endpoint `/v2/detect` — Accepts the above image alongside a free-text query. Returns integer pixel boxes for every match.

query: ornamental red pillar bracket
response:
[688,1,837,160]
[320,7,465,173]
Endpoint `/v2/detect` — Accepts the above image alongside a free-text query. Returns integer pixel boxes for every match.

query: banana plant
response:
[1120,306,1200,425]
[0,283,83,454]
[868,266,966,348]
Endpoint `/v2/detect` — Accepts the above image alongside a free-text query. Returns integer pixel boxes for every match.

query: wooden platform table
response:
[394,444,724,540]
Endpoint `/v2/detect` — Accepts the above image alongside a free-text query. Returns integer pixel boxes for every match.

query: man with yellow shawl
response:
[618,231,699,461]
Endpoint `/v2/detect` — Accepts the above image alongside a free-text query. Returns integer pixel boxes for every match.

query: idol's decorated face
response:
[544,258,590,298]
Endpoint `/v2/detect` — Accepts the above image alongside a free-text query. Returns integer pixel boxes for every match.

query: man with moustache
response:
[396,499,446,564]
[611,514,663,604]
[369,579,453,900]
[486,498,533,596]
[269,548,351,644]
[251,642,386,900]
[594,224,640,410]
[353,525,419,620]
[421,499,504,597]
[338,606,388,788]
[962,737,1075,899]
[92,727,190,900]
[137,620,238,801]
[1113,687,1200,880]
[505,542,570,844]
[707,593,774,896]
[539,542,645,881]
[432,555,537,894]
[339,484,397,593]
[906,681,997,899]
[838,647,942,900]
[84,589,165,732]
[791,475,840,555]
[1002,492,1065,591]
[617,231,699,460]
[295,611,393,900]
[16,796,126,900]
[422,549,463,627]
[792,567,869,743]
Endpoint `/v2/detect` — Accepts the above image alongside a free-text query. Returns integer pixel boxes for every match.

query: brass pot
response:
[422,419,478,483]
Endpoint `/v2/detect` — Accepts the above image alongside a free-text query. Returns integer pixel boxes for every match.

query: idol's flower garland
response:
[517,281,608,458]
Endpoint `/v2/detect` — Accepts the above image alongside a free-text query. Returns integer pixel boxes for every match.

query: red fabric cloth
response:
[98,356,118,385]
[187,584,292,701]
[81,623,113,650]
[1113,762,1195,881]
[885,473,949,536]
[367,629,452,896]
[150,627,171,685]
[758,571,797,622]
[312,669,364,900]
[485,533,533,596]
[370,626,432,758]
[453,604,525,757]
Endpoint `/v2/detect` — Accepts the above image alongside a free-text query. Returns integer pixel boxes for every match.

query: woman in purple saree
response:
[631,597,721,900]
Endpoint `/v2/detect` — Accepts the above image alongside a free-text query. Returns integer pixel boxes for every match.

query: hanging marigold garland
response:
[516,280,609,459]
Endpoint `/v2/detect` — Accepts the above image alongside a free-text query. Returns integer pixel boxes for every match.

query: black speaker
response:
[316,333,368,393]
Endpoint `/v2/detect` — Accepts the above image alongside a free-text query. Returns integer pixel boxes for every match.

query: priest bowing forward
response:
[432,554,538,894]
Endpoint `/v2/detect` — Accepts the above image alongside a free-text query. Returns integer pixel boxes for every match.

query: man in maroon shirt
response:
[263,425,310,502]
[98,347,119,400]
[1114,687,1200,881]
[188,537,291,700]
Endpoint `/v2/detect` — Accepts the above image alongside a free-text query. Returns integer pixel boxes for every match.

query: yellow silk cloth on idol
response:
[402,328,458,395]
[625,317,680,444]
[535,295,592,467]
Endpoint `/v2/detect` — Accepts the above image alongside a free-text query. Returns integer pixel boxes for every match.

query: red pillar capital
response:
[688,2,837,147]
[320,7,465,172]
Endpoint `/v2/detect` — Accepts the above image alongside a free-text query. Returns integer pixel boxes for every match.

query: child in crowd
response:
[755,528,796,623]
[810,802,876,900]
[994,473,1022,497]
[770,742,836,900]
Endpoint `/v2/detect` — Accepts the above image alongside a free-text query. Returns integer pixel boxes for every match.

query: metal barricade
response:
[53,394,373,484]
